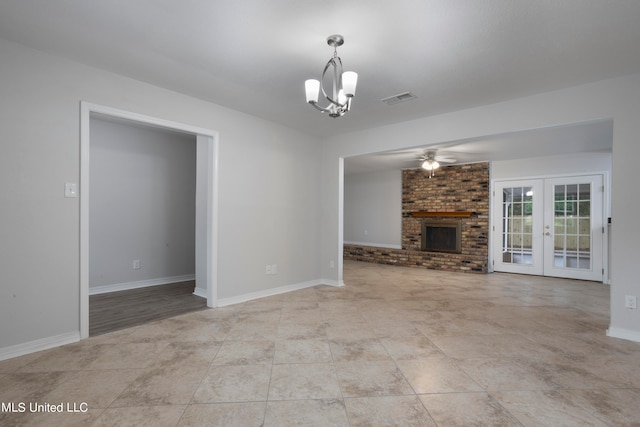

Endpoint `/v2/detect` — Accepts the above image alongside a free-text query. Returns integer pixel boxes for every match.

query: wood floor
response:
[89,281,208,336]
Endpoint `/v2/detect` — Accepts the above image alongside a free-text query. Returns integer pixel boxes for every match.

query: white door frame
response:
[542,175,604,281]
[492,179,545,275]
[491,173,607,282]
[79,102,219,339]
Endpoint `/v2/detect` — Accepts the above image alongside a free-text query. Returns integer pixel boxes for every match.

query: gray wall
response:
[344,169,401,248]
[89,118,196,290]
[0,38,321,354]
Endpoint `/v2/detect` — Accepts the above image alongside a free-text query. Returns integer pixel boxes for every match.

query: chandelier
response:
[305,35,358,118]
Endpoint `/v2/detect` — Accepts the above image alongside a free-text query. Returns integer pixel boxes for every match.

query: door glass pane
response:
[553,183,591,270]
[502,186,534,265]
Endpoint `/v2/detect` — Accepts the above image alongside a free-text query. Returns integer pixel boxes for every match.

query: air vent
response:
[381,92,417,106]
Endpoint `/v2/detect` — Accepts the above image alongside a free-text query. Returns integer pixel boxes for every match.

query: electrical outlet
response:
[625,295,637,309]
[271,264,278,274]
[330,260,335,268]
[133,260,141,270]
[265,265,272,275]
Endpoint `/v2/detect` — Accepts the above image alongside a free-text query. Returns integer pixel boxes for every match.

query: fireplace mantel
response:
[409,211,476,218]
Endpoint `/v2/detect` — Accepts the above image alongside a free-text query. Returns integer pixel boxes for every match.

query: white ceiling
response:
[0,1,635,170]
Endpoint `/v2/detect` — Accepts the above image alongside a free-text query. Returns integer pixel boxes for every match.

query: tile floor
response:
[1,260,640,426]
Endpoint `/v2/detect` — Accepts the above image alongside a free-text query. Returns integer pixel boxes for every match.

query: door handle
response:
[544,232,550,236]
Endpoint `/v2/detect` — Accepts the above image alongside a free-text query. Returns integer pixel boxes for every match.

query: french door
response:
[493,175,604,281]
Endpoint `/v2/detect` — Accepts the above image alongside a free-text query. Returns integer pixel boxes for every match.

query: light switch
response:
[65,182,78,198]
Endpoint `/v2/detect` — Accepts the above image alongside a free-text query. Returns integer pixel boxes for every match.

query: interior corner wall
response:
[321,73,640,342]
[89,118,196,291]
[343,169,402,248]
[0,38,322,356]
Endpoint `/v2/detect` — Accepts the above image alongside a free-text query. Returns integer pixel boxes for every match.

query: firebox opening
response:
[421,220,462,254]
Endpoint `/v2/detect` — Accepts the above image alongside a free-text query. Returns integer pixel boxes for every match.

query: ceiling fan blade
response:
[435,156,457,163]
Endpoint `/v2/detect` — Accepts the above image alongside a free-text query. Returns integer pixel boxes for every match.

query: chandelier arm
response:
[308,101,331,114]
[320,57,347,108]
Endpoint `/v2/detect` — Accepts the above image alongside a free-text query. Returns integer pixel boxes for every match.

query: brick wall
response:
[344,162,490,273]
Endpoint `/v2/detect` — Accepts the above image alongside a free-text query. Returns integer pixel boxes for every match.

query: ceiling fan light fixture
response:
[305,35,358,118]
[421,159,440,170]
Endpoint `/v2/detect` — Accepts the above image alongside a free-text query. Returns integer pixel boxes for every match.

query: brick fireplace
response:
[344,162,490,273]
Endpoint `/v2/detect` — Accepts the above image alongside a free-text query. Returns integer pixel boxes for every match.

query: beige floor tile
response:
[211,340,275,365]
[192,364,271,403]
[110,364,208,406]
[0,371,77,403]
[0,351,54,374]
[344,395,436,426]
[264,399,350,427]
[274,339,332,364]
[491,390,609,426]
[3,261,639,426]
[420,392,522,426]
[178,402,266,426]
[415,317,509,338]
[268,363,342,400]
[459,357,557,391]
[329,338,392,362]
[397,358,483,394]
[326,324,377,340]
[226,321,279,341]
[94,405,186,427]
[277,321,327,340]
[378,335,444,360]
[0,408,104,427]
[83,342,169,370]
[126,317,233,343]
[17,342,103,372]
[556,388,640,425]
[153,341,221,369]
[429,334,556,359]
[567,354,640,388]
[41,368,142,409]
[335,360,414,397]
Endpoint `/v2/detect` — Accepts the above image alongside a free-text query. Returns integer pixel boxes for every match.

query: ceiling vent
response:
[381,91,417,106]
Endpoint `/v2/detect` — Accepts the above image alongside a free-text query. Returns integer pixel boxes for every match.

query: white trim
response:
[606,327,640,343]
[193,287,207,299]
[217,279,341,307]
[337,158,345,284]
[0,332,80,362]
[322,279,345,287]
[88,275,196,295]
[492,170,611,183]
[344,241,403,250]
[80,101,219,338]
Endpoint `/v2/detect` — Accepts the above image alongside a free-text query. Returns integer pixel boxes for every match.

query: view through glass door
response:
[493,175,603,281]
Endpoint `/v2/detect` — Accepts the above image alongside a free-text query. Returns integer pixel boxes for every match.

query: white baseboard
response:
[192,287,207,299]
[321,278,345,287]
[344,241,402,250]
[0,331,80,362]
[89,274,196,295]
[217,278,344,307]
[606,326,640,343]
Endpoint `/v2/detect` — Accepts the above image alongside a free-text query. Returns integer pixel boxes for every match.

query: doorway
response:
[492,175,604,281]
[79,102,219,339]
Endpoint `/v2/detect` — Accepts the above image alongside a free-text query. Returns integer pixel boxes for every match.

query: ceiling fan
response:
[416,149,457,177]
